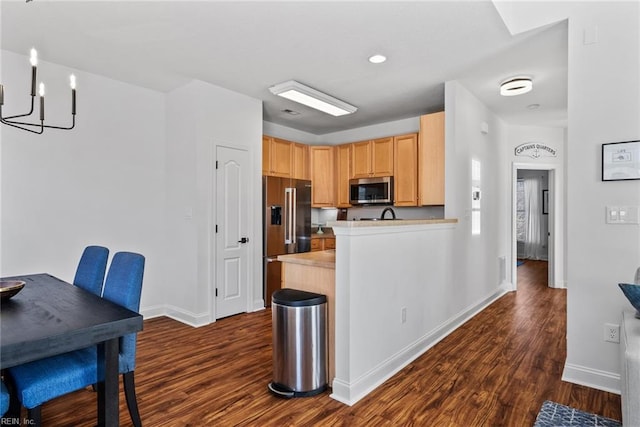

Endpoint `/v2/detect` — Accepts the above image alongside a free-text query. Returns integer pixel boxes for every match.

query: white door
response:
[215,146,249,319]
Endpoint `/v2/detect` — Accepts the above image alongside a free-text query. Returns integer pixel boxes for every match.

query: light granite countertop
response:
[327,218,458,227]
[277,250,335,268]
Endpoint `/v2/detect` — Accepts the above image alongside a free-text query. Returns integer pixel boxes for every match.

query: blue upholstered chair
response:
[73,245,109,296]
[7,252,145,427]
[1,381,9,417]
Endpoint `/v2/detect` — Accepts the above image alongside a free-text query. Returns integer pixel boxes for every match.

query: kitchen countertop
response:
[312,232,335,239]
[277,250,335,268]
[327,218,458,227]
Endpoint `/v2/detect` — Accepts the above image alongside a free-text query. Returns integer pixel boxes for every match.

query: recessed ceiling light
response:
[368,54,387,64]
[527,103,540,110]
[500,77,533,96]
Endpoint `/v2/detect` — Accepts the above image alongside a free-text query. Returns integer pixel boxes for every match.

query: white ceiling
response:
[1,1,567,135]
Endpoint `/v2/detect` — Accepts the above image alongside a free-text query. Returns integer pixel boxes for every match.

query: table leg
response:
[97,338,120,427]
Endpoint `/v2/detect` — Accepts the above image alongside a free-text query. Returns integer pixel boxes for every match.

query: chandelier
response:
[0,48,76,134]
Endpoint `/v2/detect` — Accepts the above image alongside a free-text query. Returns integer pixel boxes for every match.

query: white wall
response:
[1,51,263,324]
[332,223,464,404]
[445,80,511,296]
[163,80,263,325]
[0,49,167,310]
[494,1,640,393]
[564,2,640,392]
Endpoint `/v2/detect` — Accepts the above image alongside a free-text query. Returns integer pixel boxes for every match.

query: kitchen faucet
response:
[380,207,396,220]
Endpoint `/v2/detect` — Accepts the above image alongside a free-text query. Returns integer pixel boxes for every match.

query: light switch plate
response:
[606,206,640,224]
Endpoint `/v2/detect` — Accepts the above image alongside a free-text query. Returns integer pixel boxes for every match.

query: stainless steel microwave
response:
[349,176,394,205]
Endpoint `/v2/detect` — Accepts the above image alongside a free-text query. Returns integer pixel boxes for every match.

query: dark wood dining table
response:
[0,273,143,426]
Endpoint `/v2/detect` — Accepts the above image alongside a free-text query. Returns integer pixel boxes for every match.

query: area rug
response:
[517,260,525,266]
[533,401,621,427]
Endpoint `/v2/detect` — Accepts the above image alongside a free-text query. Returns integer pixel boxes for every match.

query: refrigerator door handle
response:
[284,187,293,244]
[292,187,297,244]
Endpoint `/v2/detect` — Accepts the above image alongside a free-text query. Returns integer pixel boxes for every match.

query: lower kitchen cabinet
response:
[311,236,335,251]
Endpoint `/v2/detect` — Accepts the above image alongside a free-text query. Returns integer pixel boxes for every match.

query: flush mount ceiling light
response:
[500,77,533,96]
[269,80,357,117]
[368,54,387,64]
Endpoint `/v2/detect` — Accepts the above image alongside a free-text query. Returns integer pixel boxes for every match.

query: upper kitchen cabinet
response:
[350,137,394,178]
[418,112,445,206]
[393,133,418,206]
[263,136,292,177]
[310,146,336,207]
[335,144,351,208]
[291,142,309,180]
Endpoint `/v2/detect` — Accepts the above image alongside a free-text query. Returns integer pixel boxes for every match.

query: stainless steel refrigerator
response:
[263,176,312,306]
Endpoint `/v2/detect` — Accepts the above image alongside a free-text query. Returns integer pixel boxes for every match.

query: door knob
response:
[238,237,249,244]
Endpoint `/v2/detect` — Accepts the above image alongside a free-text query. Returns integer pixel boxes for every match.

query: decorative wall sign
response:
[602,140,640,181]
[514,143,557,159]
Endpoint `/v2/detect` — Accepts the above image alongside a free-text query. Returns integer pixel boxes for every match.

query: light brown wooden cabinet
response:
[291,142,309,180]
[263,136,309,180]
[310,146,336,207]
[418,112,445,206]
[350,137,394,178]
[311,237,335,251]
[335,144,352,207]
[393,133,419,206]
[262,136,292,177]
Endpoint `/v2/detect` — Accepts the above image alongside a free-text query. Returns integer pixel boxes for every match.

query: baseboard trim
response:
[252,299,266,312]
[140,304,211,327]
[562,363,620,395]
[330,285,509,406]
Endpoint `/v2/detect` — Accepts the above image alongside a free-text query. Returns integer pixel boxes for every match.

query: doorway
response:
[512,163,563,290]
[214,145,250,319]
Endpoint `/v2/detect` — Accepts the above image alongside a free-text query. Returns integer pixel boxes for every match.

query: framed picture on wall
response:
[602,140,640,181]
[542,190,549,215]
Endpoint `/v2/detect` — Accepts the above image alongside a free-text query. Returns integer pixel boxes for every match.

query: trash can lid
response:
[272,288,327,307]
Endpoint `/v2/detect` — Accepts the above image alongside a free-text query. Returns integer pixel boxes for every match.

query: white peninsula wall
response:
[329,220,510,405]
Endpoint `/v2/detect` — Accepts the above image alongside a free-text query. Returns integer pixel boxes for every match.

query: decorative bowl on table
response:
[0,280,26,301]
[619,283,640,318]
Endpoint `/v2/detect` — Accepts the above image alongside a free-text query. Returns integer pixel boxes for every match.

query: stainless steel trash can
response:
[268,288,327,398]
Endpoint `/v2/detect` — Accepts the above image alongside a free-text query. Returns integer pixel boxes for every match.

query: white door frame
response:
[511,162,564,290]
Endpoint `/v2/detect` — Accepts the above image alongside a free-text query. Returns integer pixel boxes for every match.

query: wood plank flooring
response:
[34,260,621,426]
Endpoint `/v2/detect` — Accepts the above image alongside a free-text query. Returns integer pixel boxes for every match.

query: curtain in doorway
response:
[523,176,544,259]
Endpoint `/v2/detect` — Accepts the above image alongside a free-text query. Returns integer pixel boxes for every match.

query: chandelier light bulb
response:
[38,82,45,97]
[30,48,38,67]
[70,74,76,90]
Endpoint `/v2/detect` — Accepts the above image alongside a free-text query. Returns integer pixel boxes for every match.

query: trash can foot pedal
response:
[268,381,327,398]
[268,382,295,398]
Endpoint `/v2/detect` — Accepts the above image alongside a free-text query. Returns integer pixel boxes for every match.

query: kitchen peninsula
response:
[279,218,479,406]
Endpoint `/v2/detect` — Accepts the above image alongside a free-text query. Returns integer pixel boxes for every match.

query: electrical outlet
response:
[401,307,407,324]
[604,323,620,343]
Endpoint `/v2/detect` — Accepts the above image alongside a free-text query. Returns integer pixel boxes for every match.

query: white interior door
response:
[215,146,249,319]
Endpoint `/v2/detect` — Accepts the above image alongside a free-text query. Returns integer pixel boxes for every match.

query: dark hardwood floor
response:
[34,260,621,426]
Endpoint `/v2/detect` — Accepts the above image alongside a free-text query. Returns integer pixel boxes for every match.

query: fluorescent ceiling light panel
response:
[269,80,357,116]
